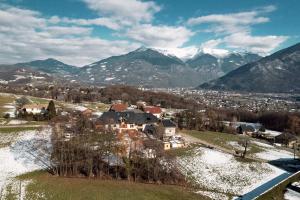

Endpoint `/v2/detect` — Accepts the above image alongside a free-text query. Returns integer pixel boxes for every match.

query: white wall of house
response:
[153,113,161,118]
[164,127,176,137]
[26,108,42,114]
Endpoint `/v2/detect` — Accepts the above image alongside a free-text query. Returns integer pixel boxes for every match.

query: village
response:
[0,90,300,200]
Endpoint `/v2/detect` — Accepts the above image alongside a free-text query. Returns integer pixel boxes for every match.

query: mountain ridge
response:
[199,43,300,93]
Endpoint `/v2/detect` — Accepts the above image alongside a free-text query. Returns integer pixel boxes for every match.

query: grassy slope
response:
[182,130,264,155]
[18,171,207,200]
[0,127,39,133]
[0,126,40,148]
[0,94,16,117]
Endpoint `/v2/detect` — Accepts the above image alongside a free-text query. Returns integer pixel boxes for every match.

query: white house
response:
[21,104,48,114]
[162,119,177,137]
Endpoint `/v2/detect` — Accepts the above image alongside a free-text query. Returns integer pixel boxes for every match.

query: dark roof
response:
[275,133,297,141]
[98,111,158,124]
[238,124,255,132]
[144,124,156,134]
[162,119,176,128]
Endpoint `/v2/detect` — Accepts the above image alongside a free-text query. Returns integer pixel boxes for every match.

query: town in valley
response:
[0,0,300,200]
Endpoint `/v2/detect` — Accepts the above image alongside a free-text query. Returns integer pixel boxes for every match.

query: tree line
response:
[48,112,186,185]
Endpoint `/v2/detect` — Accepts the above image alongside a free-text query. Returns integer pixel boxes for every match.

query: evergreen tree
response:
[47,100,56,119]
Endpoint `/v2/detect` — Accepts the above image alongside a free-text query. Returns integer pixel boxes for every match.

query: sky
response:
[0,0,299,66]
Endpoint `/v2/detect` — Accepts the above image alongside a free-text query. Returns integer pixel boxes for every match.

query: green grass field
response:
[16,171,207,200]
[28,96,50,104]
[83,102,110,112]
[183,130,264,155]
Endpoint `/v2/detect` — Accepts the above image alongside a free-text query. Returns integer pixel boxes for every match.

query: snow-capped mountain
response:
[0,47,265,88]
[80,47,200,88]
[199,43,300,93]
[186,51,261,80]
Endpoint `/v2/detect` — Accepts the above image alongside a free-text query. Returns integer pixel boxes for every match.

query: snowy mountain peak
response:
[134,46,149,52]
[195,48,230,59]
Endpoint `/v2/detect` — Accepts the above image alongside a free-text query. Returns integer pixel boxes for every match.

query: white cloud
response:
[155,46,198,60]
[82,0,161,26]
[44,26,92,36]
[188,5,288,55]
[223,32,288,54]
[199,39,230,58]
[200,39,223,49]
[187,6,275,34]
[49,16,121,30]
[126,24,194,48]
[0,5,139,66]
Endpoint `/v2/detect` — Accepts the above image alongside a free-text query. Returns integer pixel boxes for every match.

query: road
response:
[180,132,299,199]
[236,172,292,200]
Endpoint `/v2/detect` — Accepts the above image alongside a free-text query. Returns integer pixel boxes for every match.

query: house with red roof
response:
[143,106,162,118]
[109,103,128,112]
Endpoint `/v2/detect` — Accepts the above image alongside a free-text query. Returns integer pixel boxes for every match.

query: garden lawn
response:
[18,171,207,200]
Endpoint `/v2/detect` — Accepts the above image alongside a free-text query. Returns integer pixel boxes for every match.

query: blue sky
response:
[0,0,299,66]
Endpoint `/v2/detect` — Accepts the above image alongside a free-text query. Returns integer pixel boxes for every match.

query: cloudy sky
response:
[0,0,299,66]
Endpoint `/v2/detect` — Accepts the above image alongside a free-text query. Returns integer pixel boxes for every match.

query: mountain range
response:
[199,43,300,93]
[0,43,299,93]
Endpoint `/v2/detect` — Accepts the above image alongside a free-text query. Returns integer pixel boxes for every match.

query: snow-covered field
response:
[227,141,250,151]
[178,147,286,198]
[253,141,295,161]
[3,103,16,118]
[284,188,300,200]
[0,127,52,194]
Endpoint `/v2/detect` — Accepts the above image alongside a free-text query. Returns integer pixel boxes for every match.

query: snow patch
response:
[7,120,27,125]
[178,147,286,195]
[196,190,229,200]
[105,77,115,81]
[284,188,300,200]
[0,128,52,192]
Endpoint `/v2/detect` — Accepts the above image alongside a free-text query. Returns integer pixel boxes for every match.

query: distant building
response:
[21,103,48,114]
[275,133,298,148]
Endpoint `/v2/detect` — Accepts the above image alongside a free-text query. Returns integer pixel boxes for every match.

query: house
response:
[275,133,298,148]
[254,129,282,141]
[117,129,145,156]
[81,108,93,117]
[163,141,171,150]
[235,122,261,136]
[169,135,185,148]
[162,119,177,137]
[97,110,159,133]
[21,103,48,114]
[109,103,128,112]
[143,106,162,118]
[136,100,147,108]
[237,124,256,135]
